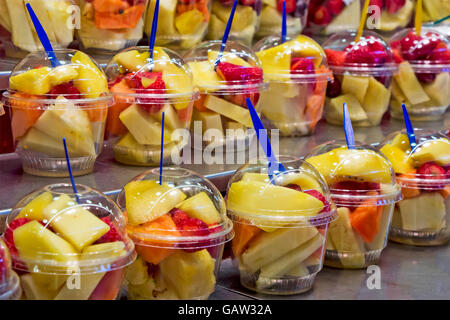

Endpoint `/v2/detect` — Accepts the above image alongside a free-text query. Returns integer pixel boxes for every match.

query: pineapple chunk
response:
[398,193,446,231]
[341,75,369,103]
[160,249,216,299]
[380,144,415,174]
[391,79,407,102]
[9,67,52,95]
[362,77,391,125]
[176,192,221,224]
[411,138,450,166]
[175,9,204,35]
[325,0,360,34]
[81,242,126,261]
[31,273,68,293]
[392,133,411,152]
[192,110,224,138]
[145,0,177,36]
[150,104,182,130]
[256,44,291,81]
[394,62,430,105]
[423,72,450,107]
[126,256,148,286]
[188,61,223,91]
[17,192,53,220]
[328,94,368,122]
[5,0,38,52]
[204,95,253,127]
[208,51,251,67]
[125,182,187,226]
[48,65,78,87]
[21,274,58,300]
[54,273,105,300]
[71,51,108,98]
[114,50,150,73]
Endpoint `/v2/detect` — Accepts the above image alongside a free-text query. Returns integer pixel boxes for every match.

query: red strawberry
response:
[386,0,405,14]
[332,181,380,195]
[240,0,256,5]
[216,62,263,84]
[4,218,34,255]
[291,57,315,74]
[324,49,347,66]
[126,71,166,112]
[345,36,389,65]
[312,5,332,25]
[327,0,344,15]
[49,82,81,99]
[369,0,384,10]
[277,0,296,14]
[392,47,404,63]
[417,162,446,179]
[303,189,331,213]
[428,42,450,63]
[0,245,7,284]
[285,184,302,192]
[96,217,122,244]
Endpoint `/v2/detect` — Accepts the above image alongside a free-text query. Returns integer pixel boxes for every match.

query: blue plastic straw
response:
[62,138,80,204]
[402,104,417,150]
[246,98,286,181]
[149,0,160,65]
[215,0,238,70]
[433,15,450,25]
[26,3,59,68]
[159,111,165,185]
[281,0,287,43]
[343,103,355,150]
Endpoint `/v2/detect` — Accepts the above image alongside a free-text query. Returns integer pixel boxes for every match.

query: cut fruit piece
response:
[119,104,172,145]
[232,223,262,257]
[241,226,318,273]
[145,0,177,37]
[5,0,38,52]
[125,182,186,226]
[176,192,221,225]
[20,274,58,300]
[378,0,413,31]
[349,197,382,243]
[17,192,53,220]
[362,77,391,125]
[150,104,182,130]
[398,192,446,231]
[125,256,148,286]
[256,44,291,81]
[325,0,360,34]
[192,110,224,141]
[391,133,411,152]
[81,241,126,261]
[208,51,251,68]
[391,206,402,229]
[203,95,252,128]
[71,51,108,98]
[44,0,74,47]
[175,9,204,35]
[411,138,450,166]
[275,172,323,192]
[48,65,78,87]
[30,273,68,293]
[114,50,150,72]
[423,72,450,107]
[341,75,369,104]
[380,144,415,174]
[54,273,105,300]
[160,249,216,299]
[241,172,271,184]
[188,61,222,91]
[9,67,51,95]
[394,62,430,105]
[328,94,368,122]
[391,79,407,103]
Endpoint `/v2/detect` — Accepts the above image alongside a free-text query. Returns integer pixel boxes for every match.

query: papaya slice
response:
[193,94,208,112]
[305,94,325,130]
[93,0,129,14]
[107,80,135,137]
[9,92,44,139]
[349,194,382,243]
[95,4,145,30]
[232,222,262,257]
[398,171,420,199]
[177,1,210,22]
[440,185,450,199]
[178,104,193,123]
[85,100,109,123]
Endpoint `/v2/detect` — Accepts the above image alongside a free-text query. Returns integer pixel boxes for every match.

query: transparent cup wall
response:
[117,168,233,300]
[3,49,112,177]
[145,0,212,52]
[105,46,196,167]
[0,239,21,300]
[0,0,75,58]
[207,0,262,46]
[76,0,149,53]
[227,157,336,294]
[4,184,136,300]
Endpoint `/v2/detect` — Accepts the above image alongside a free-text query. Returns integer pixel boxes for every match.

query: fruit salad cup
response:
[322,31,396,127]
[0,0,74,58]
[105,46,197,166]
[368,0,414,36]
[4,183,136,300]
[254,34,331,137]
[76,0,149,53]
[2,50,112,177]
[380,129,450,246]
[117,168,234,300]
[0,239,21,300]
[227,156,336,295]
[256,0,309,40]
[145,0,211,52]
[389,28,450,121]
[207,0,262,46]
[184,40,265,151]
[305,0,362,43]
[422,1,450,37]
[306,141,401,269]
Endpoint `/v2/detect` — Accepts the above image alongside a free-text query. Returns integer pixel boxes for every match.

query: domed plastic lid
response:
[117,168,234,250]
[380,129,450,190]
[0,238,21,300]
[226,156,336,228]
[5,49,111,106]
[4,184,136,275]
[306,141,401,207]
[183,40,265,94]
[253,34,332,83]
[390,28,450,72]
[105,46,197,104]
[322,30,396,76]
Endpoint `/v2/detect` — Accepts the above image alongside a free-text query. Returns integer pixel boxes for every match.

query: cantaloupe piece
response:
[107,80,135,137]
[232,223,262,257]
[349,194,382,243]
[10,93,44,139]
[398,171,420,199]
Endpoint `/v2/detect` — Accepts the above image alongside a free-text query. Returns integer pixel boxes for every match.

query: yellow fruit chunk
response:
[391,133,411,152]
[241,173,271,184]
[48,65,79,87]
[160,249,216,299]
[54,273,105,300]
[71,51,108,98]
[114,50,150,72]
[21,274,58,300]
[290,35,325,67]
[380,144,415,174]
[306,148,342,182]
[411,138,450,166]
[208,51,251,67]
[81,241,126,261]
[188,61,222,91]
[9,67,52,95]
[175,9,204,35]
[176,192,221,224]
[341,75,369,103]
[17,192,53,220]
[256,44,291,81]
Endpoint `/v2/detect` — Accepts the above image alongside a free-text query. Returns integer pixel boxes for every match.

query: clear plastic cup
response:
[206,0,262,46]
[379,129,450,246]
[117,167,234,300]
[389,28,450,121]
[0,239,21,300]
[254,34,332,137]
[256,0,309,40]
[305,0,362,42]
[2,49,112,177]
[104,46,197,166]
[145,0,211,52]
[4,183,136,300]
[226,156,336,295]
[322,30,396,127]
[421,2,450,37]
[367,0,414,37]
[0,0,75,59]
[184,40,265,152]
[306,141,401,269]
[76,0,148,54]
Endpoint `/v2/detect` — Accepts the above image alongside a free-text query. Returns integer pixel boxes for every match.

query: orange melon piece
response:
[232,222,262,257]
[398,171,420,199]
[349,194,382,243]
[85,100,109,123]
[93,0,129,13]
[305,94,325,130]
[95,4,145,29]
[107,80,135,137]
[440,185,450,199]
[178,104,193,123]
[9,92,44,139]
[193,94,208,112]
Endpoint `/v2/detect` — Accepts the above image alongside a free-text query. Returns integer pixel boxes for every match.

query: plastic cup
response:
[76,0,149,54]
[0,239,21,300]
[380,129,450,246]
[421,3,450,37]
[256,0,309,40]
[206,0,262,46]
[2,49,112,177]
[0,0,75,59]
[117,167,234,300]
[322,30,396,127]
[389,28,450,121]
[4,183,136,300]
[226,156,336,295]
[306,141,401,269]
[104,46,197,166]
[183,40,265,152]
[368,0,414,37]
[145,0,211,52]
[305,0,362,43]
[254,34,332,137]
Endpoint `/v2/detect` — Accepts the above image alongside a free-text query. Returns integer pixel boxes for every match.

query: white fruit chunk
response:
[54,273,105,300]
[394,62,430,105]
[204,95,253,128]
[325,0,360,34]
[176,192,221,224]
[342,75,369,103]
[423,72,450,107]
[150,104,183,130]
[328,94,368,122]
[362,77,391,125]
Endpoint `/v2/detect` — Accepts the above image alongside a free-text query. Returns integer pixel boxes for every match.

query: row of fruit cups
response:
[1,126,448,299]
[2,27,449,176]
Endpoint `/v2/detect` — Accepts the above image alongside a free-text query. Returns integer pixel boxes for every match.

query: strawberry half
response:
[303,189,331,213]
[324,49,347,67]
[345,37,390,65]
[216,62,263,84]
[277,0,296,14]
[126,71,166,112]
[95,217,123,244]
[327,0,344,15]
[386,0,405,14]
[417,162,446,179]
[49,82,81,99]
[291,57,315,74]
[4,218,35,256]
